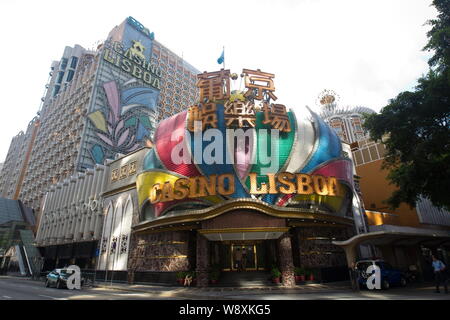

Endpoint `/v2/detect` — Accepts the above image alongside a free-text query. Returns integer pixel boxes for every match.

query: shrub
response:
[271,267,281,279]
[294,267,305,276]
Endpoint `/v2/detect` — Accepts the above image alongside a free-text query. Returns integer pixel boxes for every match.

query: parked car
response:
[356,260,407,290]
[45,268,76,289]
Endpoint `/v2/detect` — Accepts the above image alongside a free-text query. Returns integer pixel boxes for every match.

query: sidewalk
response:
[92,280,353,299]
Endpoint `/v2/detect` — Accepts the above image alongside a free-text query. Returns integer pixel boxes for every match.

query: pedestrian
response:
[431,255,448,293]
[349,262,360,291]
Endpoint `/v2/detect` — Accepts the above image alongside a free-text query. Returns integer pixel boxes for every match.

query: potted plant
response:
[305,268,315,282]
[209,270,220,284]
[309,270,315,281]
[294,267,305,283]
[176,271,186,285]
[271,267,281,284]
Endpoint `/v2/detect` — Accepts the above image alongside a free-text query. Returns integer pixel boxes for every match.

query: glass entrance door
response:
[231,244,257,271]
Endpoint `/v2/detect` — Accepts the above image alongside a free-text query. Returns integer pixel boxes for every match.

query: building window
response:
[66,70,75,82]
[56,71,64,84]
[70,56,78,69]
[353,123,363,132]
[110,236,118,255]
[53,85,61,96]
[120,234,128,254]
[60,58,68,70]
[101,237,108,254]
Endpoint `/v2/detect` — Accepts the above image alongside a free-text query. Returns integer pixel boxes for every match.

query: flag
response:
[217,49,224,65]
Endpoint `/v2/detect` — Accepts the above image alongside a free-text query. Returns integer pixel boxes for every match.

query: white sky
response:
[0,0,437,162]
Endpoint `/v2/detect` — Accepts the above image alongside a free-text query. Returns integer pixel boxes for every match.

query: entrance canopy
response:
[199,227,289,241]
[333,225,450,265]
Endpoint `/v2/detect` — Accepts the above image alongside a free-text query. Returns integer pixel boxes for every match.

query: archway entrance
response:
[210,240,276,272]
[231,243,257,271]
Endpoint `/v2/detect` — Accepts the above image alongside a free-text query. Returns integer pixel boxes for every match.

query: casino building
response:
[36,68,364,287]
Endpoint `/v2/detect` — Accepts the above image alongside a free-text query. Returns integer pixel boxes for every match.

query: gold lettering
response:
[327,177,339,196]
[267,173,278,194]
[150,183,162,204]
[296,174,314,195]
[188,177,201,198]
[148,173,344,204]
[313,175,328,196]
[277,172,295,194]
[173,178,190,200]
[198,175,217,197]
[217,174,235,196]
[119,165,128,180]
[249,173,267,194]
[128,161,137,176]
[161,182,174,202]
[111,168,119,182]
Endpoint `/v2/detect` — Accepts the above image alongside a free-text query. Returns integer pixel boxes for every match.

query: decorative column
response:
[195,233,209,287]
[277,232,296,287]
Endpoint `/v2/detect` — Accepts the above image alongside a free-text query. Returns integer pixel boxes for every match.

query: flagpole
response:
[223,46,225,69]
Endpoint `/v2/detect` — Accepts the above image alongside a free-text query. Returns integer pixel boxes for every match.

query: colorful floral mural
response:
[87,80,159,164]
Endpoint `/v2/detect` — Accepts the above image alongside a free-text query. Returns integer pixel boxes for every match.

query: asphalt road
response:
[0,276,184,300]
[1,276,449,300]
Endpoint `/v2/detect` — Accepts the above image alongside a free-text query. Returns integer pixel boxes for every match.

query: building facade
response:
[34,163,108,270]
[0,17,200,222]
[318,90,375,144]
[35,68,363,287]
[341,137,450,281]
[0,117,40,200]
[316,91,450,278]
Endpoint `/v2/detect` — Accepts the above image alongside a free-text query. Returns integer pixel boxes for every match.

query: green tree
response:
[363,0,450,211]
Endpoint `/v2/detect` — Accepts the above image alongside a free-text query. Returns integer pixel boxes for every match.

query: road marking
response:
[2,296,12,299]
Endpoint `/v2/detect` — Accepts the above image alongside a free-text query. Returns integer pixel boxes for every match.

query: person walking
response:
[432,255,448,293]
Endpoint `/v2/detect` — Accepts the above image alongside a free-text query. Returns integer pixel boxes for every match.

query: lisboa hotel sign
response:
[102,40,161,90]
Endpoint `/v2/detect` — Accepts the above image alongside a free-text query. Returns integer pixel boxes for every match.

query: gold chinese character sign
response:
[187,103,218,132]
[262,103,291,133]
[196,69,231,102]
[243,69,277,101]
